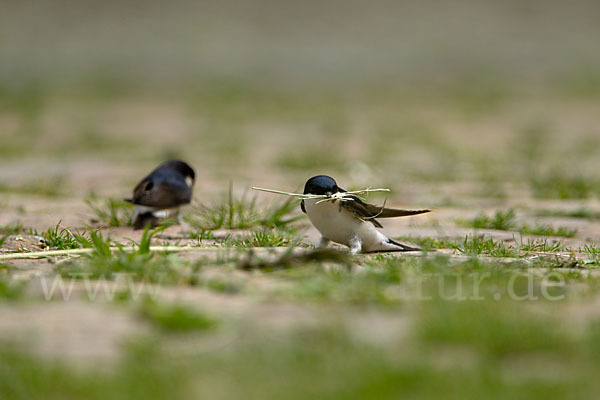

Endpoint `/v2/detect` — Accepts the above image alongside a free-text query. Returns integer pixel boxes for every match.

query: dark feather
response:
[300,200,306,214]
[131,180,192,208]
[133,212,160,230]
[129,162,194,208]
[340,195,430,228]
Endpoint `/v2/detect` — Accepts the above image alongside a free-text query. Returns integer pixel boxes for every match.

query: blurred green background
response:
[3,0,600,92]
[1,0,599,198]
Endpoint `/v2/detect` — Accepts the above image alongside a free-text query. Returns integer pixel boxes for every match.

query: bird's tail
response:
[387,238,421,251]
[376,208,430,218]
[364,235,422,253]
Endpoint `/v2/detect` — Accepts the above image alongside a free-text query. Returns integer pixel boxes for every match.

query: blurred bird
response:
[126,160,195,229]
[301,175,429,254]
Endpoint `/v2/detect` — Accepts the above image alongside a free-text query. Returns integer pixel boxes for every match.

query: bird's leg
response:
[385,237,421,252]
[176,210,191,228]
[176,211,193,237]
[348,234,362,255]
[134,213,159,230]
[316,236,331,249]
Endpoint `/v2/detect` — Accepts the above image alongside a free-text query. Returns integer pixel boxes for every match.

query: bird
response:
[125,160,195,230]
[300,175,429,254]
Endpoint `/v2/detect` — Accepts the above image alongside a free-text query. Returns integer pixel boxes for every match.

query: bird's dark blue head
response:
[159,160,195,182]
[303,175,345,195]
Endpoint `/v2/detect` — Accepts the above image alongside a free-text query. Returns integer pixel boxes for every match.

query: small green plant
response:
[231,230,294,248]
[131,224,164,255]
[458,209,577,237]
[35,223,84,250]
[0,274,25,301]
[393,236,460,251]
[458,236,519,257]
[195,273,241,294]
[187,184,259,230]
[582,244,600,256]
[0,222,25,235]
[239,247,351,271]
[0,177,65,197]
[141,300,217,332]
[187,184,303,231]
[189,229,217,241]
[58,226,183,284]
[530,173,596,199]
[519,238,564,253]
[261,197,305,228]
[581,244,600,265]
[535,208,600,219]
[77,229,112,255]
[458,209,516,230]
[86,195,134,227]
[520,223,577,238]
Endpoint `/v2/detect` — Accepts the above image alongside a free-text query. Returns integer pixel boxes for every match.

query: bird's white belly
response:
[304,199,381,247]
[134,205,180,218]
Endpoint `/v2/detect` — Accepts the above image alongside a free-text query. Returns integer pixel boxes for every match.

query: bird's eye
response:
[144,181,154,191]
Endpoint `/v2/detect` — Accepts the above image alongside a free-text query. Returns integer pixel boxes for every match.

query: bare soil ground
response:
[1,92,600,399]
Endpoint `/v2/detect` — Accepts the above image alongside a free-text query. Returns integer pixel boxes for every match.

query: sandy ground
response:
[1,94,600,363]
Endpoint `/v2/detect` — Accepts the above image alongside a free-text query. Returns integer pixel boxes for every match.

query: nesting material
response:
[251,187,390,204]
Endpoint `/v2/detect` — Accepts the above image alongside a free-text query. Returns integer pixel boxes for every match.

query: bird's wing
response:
[300,200,306,214]
[340,195,430,228]
[130,177,191,208]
